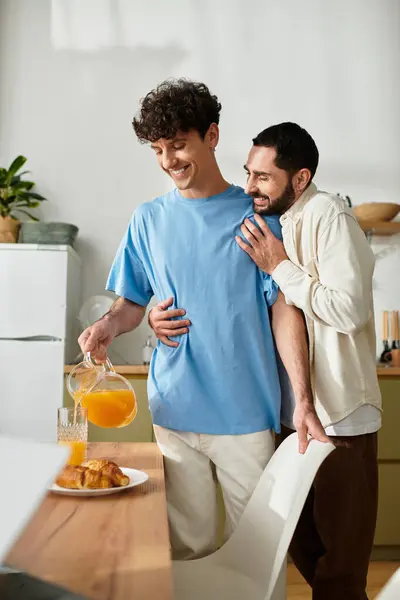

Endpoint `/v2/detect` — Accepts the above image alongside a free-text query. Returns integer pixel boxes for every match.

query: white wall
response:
[1,0,399,361]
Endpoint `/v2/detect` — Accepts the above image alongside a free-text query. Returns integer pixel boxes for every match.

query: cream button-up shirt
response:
[272,183,382,428]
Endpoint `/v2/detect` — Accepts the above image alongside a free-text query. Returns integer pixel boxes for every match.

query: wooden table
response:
[5,443,173,600]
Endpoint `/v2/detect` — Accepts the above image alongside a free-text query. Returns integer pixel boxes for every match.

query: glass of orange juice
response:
[57,407,88,465]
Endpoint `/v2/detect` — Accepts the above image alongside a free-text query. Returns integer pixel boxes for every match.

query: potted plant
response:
[0,155,46,243]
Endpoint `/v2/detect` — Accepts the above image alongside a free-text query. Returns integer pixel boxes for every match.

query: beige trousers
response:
[153,425,275,560]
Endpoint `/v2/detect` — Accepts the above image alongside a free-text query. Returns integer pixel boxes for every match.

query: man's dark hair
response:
[132,78,222,143]
[252,122,319,180]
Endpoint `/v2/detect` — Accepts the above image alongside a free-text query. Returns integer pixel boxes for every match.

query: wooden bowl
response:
[352,202,400,222]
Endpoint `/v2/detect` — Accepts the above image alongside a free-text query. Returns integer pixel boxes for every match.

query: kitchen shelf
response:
[358,220,400,235]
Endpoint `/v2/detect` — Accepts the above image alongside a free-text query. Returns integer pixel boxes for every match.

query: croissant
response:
[56,465,114,489]
[83,459,129,487]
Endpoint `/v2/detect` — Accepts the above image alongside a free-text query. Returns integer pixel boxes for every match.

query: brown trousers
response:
[281,426,379,600]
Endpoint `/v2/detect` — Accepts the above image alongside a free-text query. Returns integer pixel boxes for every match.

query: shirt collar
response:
[280,182,318,224]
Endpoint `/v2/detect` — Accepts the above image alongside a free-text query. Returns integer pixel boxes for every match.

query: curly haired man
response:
[79,79,327,560]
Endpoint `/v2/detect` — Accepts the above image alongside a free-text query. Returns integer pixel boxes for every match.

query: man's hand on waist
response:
[148,297,191,348]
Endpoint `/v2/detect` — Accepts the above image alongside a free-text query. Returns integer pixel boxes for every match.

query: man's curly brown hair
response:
[132,78,222,143]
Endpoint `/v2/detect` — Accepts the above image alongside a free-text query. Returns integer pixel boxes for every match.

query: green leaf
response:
[6,156,27,182]
[26,191,46,201]
[14,200,40,209]
[14,209,40,221]
[15,191,46,204]
[3,194,17,204]
[11,180,35,191]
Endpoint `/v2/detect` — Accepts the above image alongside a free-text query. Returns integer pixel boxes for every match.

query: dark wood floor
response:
[287,562,400,599]
[1,561,398,598]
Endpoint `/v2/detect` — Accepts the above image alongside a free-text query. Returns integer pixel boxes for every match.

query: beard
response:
[251,180,296,216]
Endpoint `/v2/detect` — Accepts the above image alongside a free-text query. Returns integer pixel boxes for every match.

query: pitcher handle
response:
[85,352,116,373]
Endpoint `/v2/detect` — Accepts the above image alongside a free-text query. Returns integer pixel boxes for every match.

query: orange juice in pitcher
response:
[67,354,137,429]
[81,389,137,428]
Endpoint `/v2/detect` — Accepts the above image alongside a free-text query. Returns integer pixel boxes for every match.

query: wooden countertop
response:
[64,364,150,375]
[5,442,172,600]
[64,365,400,378]
[376,366,400,378]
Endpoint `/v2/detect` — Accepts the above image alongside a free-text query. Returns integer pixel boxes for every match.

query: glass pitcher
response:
[67,354,137,428]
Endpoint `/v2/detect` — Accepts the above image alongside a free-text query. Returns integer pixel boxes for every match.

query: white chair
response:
[173,433,335,600]
[376,568,400,600]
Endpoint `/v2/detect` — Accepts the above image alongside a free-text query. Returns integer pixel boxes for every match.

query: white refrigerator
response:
[0,244,81,441]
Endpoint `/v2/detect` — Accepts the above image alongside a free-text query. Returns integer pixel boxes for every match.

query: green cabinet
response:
[378,381,400,461]
[374,379,400,554]
[375,463,400,546]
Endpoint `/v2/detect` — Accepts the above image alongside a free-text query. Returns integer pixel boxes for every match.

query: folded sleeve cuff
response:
[271,260,300,289]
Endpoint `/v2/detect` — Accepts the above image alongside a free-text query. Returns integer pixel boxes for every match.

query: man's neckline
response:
[174,184,237,204]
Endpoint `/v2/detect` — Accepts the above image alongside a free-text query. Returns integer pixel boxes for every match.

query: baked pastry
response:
[83,459,129,487]
[56,465,114,489]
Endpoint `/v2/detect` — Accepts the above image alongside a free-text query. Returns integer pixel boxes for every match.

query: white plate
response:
[49,467,149,497]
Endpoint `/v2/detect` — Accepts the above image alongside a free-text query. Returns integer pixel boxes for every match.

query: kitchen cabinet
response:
[374,463,400,546]
[378,391,400,461]
[374,378,400,556]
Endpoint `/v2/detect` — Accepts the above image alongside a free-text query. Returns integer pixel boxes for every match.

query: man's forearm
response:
[271,261,369,334]
[271,292,312,405]
[103,297,146,337]
[271,215,374,335]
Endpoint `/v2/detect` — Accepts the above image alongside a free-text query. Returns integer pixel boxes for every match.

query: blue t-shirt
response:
[106,184,283,435]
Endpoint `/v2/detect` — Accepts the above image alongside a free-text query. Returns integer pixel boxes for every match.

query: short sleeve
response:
[106,216,153,307]
[263,214,283,241]
[253,213,282,307]
[263,273,279,307]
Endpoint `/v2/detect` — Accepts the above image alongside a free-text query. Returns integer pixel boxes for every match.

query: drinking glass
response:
[57,407,88,465]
